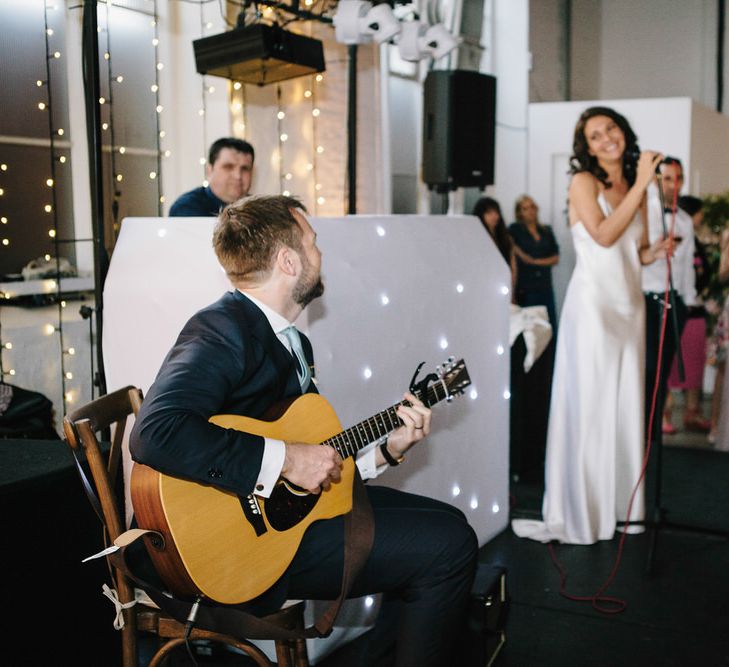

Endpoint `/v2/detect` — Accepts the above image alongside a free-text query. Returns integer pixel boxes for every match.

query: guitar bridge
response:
[238,493,267,536]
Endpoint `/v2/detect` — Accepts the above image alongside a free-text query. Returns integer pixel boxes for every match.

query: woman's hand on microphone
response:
[636,150,663,189]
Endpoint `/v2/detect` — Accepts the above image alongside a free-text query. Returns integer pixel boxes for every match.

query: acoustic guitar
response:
[131,358,471,604]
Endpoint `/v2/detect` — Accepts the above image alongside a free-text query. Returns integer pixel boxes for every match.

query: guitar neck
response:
[322,378,451,460]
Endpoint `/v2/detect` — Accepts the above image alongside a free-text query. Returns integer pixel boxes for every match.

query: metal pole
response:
[82,0,107,396]
[347,44,357,215]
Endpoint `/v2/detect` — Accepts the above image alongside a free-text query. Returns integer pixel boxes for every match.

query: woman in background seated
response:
[473,197,517,297]
[509,195,561,330]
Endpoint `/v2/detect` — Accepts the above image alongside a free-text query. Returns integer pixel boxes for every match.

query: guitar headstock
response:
[437,357,471,400]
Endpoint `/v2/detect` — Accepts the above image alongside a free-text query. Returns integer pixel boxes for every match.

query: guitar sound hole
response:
[265,483,320,531]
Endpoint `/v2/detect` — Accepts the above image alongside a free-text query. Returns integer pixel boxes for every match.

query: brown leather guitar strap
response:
[109,468,374,640]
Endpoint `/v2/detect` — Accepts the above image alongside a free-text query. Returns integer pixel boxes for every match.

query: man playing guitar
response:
[130,195,477,666]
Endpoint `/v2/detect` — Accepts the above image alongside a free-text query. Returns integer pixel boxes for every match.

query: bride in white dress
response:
[512,107,672,545]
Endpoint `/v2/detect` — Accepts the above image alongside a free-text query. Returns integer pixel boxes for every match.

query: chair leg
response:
[148,636,273,667]
[116,573,138,667]
[294,638,310,667]
[275,639,294,667]
[275,637,309,667]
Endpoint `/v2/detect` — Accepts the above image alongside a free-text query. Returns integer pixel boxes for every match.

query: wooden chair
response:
[63,385,309,667]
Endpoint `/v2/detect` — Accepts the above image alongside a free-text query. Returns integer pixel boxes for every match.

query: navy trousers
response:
[286,485,479,667]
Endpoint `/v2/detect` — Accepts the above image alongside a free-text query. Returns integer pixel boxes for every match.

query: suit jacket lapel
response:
[232,291,303,396]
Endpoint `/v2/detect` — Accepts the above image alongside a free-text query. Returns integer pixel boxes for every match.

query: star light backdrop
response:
[103,212,510,662]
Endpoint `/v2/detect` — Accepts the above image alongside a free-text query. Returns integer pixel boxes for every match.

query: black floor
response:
[158,437,729,667]
[482,442,729,667]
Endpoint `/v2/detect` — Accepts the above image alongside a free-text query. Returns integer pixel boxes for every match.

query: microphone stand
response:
[644,176,729,575]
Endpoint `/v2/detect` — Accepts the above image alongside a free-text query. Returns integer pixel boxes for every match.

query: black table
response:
[1,438,121,665]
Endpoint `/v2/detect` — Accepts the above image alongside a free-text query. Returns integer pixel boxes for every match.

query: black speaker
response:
[457,563,509,666]
[422,70,497,192]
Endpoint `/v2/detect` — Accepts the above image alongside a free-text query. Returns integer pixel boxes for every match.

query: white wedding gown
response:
[512,192,646,544]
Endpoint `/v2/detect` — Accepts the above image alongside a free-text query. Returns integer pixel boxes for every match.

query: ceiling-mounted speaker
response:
[193,24,325,86]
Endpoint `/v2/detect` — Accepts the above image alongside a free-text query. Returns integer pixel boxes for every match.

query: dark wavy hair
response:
[472,197,512,264]
[569,106,639,189]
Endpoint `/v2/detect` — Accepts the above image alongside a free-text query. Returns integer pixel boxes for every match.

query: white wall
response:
[569,0,601,100]
[490,0,530,211]
[598,0,718,108]
[690,101,729,195]
[531,0,729,116]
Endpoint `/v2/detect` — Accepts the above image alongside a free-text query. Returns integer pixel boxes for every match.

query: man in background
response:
[642,156,694,439]
[169,137,254,216]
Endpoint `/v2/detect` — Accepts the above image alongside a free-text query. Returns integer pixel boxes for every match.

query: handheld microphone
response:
[625,146,663,173]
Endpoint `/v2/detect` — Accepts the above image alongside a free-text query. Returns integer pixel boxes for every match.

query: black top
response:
[169,186,226,217]
[508,222,560,291]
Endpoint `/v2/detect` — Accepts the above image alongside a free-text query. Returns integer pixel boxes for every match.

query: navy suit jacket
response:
[130,290,316,496]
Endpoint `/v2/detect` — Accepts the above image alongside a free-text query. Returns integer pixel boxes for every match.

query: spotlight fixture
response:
[333,0,401,45]
[396,20,459,62]
[193,24,325,86]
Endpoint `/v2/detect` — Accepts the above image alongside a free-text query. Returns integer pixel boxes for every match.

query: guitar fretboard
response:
[322,379,451,459]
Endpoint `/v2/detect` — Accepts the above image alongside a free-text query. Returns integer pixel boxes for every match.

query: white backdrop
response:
[103,213,510,661]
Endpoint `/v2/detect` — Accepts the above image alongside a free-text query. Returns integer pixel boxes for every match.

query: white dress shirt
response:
[642,183,697,305]
[240,291,386,497]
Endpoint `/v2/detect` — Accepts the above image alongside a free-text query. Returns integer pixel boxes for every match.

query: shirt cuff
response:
[356,441,389,481]
[254,438,286,497]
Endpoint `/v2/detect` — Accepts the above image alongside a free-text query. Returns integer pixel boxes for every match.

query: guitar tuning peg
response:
[435,364,443,376]
[447,355,455,364]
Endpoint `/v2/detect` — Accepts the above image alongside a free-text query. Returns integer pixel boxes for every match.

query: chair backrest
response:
[63,385,144,667]
[63,385,143,541]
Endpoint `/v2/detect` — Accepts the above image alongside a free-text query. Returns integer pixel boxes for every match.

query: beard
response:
[292,264,325,308]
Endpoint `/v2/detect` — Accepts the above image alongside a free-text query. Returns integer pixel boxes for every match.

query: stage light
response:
[420,23,458,60]
[333,0,401,45]
[396,20,458,62]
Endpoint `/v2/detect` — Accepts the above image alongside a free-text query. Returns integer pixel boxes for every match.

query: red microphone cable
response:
[548,189,680,614]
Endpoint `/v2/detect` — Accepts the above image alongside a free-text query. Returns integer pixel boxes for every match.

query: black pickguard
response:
[264,481,321,531]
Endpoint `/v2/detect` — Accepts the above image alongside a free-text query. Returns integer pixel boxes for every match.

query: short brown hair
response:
[213,195,307,281]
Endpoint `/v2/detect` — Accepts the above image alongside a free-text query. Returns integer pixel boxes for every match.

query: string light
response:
[152,0,163,214]
[310,72,324,214]
[231,77,247,137]
[101,1,122,227]
[42,1,68,411]
[198,1,209,182]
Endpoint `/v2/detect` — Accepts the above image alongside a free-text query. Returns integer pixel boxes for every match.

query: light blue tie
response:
[281,325,311,392]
